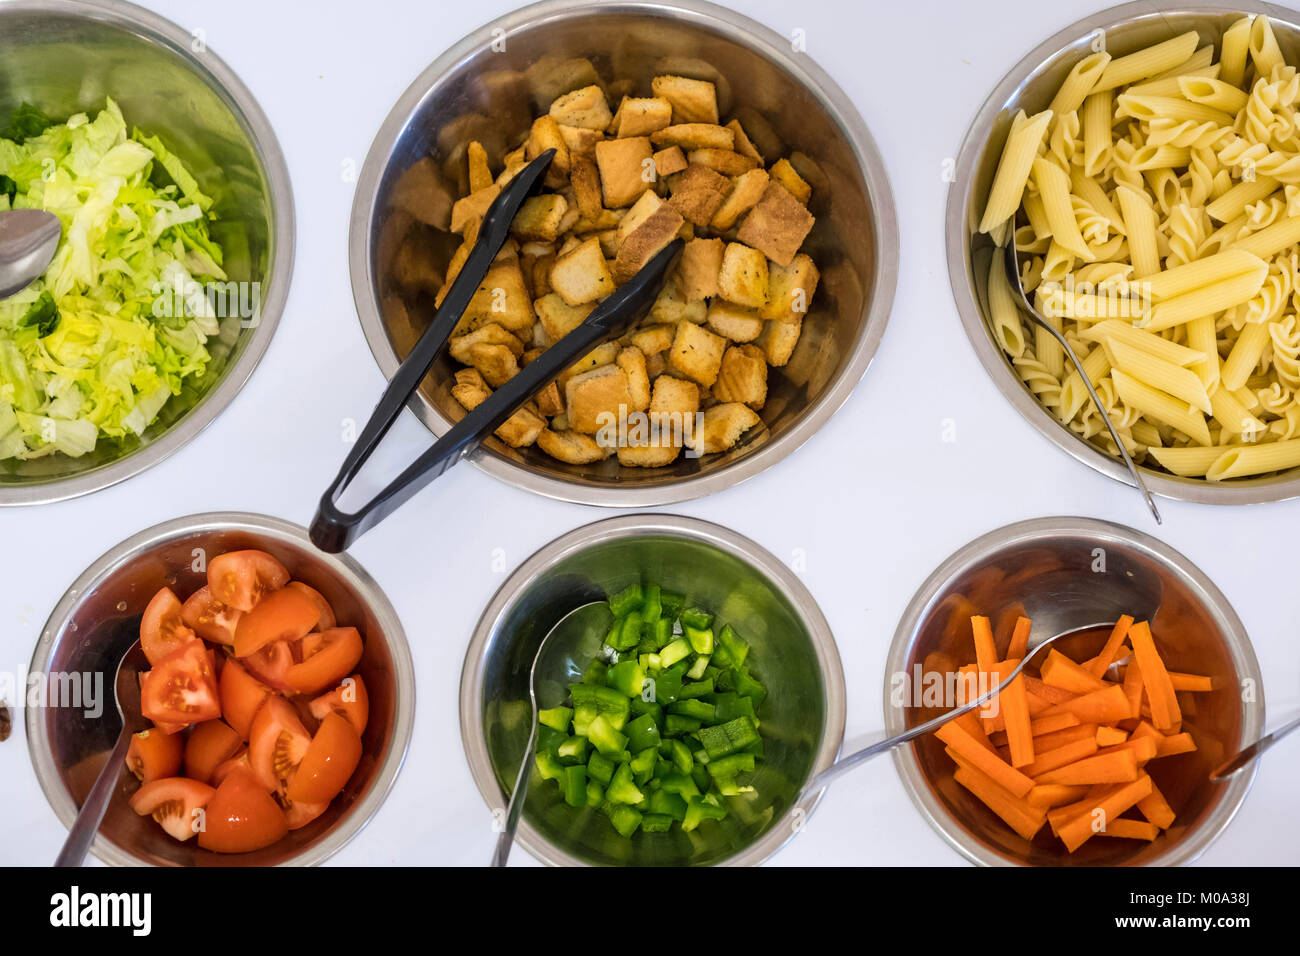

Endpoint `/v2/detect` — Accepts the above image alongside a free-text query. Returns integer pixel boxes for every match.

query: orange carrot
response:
[951,709,997,753]
[1095,725,1128,746]
[1042,683,1132,724]
[1098,817,1159,841]
[1001,663,1035,768]
[1088,615,1134,677]
[952,764,1047,841]
[1122,659,1144,719]
[1023,738,1099,777]
[1095,735,1159,765]
[1137,781,1177,829]
[1156,732,1197,756]
[1167,671,1214,692]
[1128,620,1181,732]
[1026,783,1089,808]
[1023,676,1076,704]
[936,718,1035,798]
[972,615,998,673]
[1032,723,1101,751]
[1041,649,1111,694]
[1007,616,1032,660]
[1057,775,1154,852]
[1035,749,1140,786]
[990,712,1080,746]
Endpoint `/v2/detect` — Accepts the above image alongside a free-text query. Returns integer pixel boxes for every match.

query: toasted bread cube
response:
[710,168,770,231]
[669,321,727,386]
[678,237,724,300]
[534,380,565,417]
[616,96,673,137]
[467,141,493,193]
[650,123,734,151]
[756,315,803,366]
[686,402,760,455]
[650,278,707,324]
[525,56,601,109]
[559,124,604,159]
[706,300,764,342]
[549,85,612,130]
[526,115,571,186]
[650,374,701,418]
[550,237,615,305]
[617,190,666,245]
[713,344,768,409]
[613,203,684,283]
[668,164,732,227]
[651,75,719,124]
[617,442,681,467]
[687,148,758,176]
[718,242,769,309]
[450,183,501,235]
[495,405,547,447]
[457,257,536,333]
[760,253,820,322]
[594,136,654,208]
[617,346,651,411]
[737,182,815,266]
[565,364,633,434]
[630,323,676,356]
[645,352,667,378]
[534,292,595,342]
[653,145,688,178]
[620,373,700,465]
[450,322,525,361]
[538,428,610,464]
[573,207,625,235]
[466,343,519,387]
[768,157,812,204]
[725,120,763,162]
[569,155,604,220]
[511,194,570,242]
[451,370,492,412]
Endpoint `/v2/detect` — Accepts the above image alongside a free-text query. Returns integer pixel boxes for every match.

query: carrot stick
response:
[1001,661,1035,768]
[1122,659,1145,719]
[989,712,1080,746]
[1167,671,1214,692]
[952,764,1047,841]
[1007,616,1032,660]
[1095,725,1128,746]
[1035,749,1140,786]
[951,708,997,753]
[1026,783,1089,808]
[1098,817,1159,840]
[1137,781,1177,829]
[1041,649,1110,694]
[1032,723,1101,751]
[1023,738,1099,777]
[1156,732,1197,756]
[1041,684,1132,724]
[1023,676,1076,704]
[972,615,998,673]
[936,718,1035,798]
[1096,735,1159,765]
[1057,775,1154,852]
[1128,620,1181,732]
[1088,615,1134,677]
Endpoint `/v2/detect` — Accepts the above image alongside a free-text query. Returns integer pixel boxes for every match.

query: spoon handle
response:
[1210,713,1300,781]
[55,727,132,867]
[491,723,539,867]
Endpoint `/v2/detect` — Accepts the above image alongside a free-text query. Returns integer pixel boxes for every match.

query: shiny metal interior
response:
[0,0,293,504]
[460,514,846,866]
[26,512,415,866]
[885,517,1264,866]
[353,0,897,506]
[947,1,1300,504]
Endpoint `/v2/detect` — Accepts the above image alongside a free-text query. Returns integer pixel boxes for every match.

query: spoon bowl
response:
[0,209,60,299]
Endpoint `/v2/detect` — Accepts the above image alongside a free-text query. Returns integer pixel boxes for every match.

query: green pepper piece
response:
[658,772,700,799]
[669,698,716,722]
[731,668,767,704]
[641,583,661,621]
[624,713,662,753]
[648,789,688,820]
[586,714,629,755]
[678,677,714,699]
[562,764,587,806]
[658,637,691,668]
[705,752,755,778]
[586,779,605,805]
[680,607,713,630]
[535,751,565,782]
[697,716,759,758]
[711,692,755,723]
[537,724,568,754]
[646,616,673,650]
[605,802,643,837]
[718,624,749,667]
[684,625,714,655]
[587,751,615,785]
[681,795,727,831]
[685,655,710,680]
[659,589,685,621]
[640,813,673,833]
[570,683,630,729]
[606,659,646,699]
[606,762,644,805]
[538,706,573,732]
[557,736,589,762]
[630,747,657,784]
[608,583,644,617]
[670,738,694,773]
[582,657,608,685]
[649,663,686,705]
[664,714,701,735]
[628,697,663,725]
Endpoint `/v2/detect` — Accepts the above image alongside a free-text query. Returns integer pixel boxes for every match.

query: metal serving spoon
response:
[1004,240,1161,524]
[1210,714,1300,781]
[54,639,149,867]
[0,209,60,299]
[491,602,612,867]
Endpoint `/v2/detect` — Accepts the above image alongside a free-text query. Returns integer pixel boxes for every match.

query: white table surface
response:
[2,0,1296,867]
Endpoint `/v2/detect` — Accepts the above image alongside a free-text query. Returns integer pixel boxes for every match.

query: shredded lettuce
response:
[0,99,224,460]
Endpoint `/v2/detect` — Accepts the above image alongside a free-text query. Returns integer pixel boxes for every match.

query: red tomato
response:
[141,587,196,666]
[287,712,363,804]
[184,720,244,784]
[129,776,215,842]
[140,639,221,731]
[283,795,329,831]
[232,587,319,658]
[286,581,337,631]
[180,585,242,645]
[285,627,364,695]
[210,748,250,787]
[197,766,289,853]
[242,640,296,694]
[125,728,183,783]
[218,658,274,740]
[248,696,311,793]
[207,550,289,612]
[308,674,369,736]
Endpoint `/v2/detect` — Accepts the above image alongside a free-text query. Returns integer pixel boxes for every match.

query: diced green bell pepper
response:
[678,676,713,699]
[640,813,674,833]
[648,789,688,820]
[587,751,615,785]
[605,802,643,837]
[685,625,714,655]
[705,752,755,778]
[586,714,629,755]
[670,738,694,773]
[665,714,701,735]
[557,736,589,762]
[562,764,587,807]
[650,663,686,704]
[668,698,716,722]
[658,772,700,799]
[641,584,661,621]
[624,713,662,753]
[630,747,657,784]
[659,638,692,668]
[682,795,728,831]
[731,668,767,704]
[686,656,710,680]
[697,716,760,758]
[606,659,646,699]
[606,762,644,805]
[680,607,713,630]
[608,583,643,617]
[538,706,572,732]
[535,751,565,781]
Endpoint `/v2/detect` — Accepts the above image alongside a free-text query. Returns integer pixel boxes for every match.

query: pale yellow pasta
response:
[1032,157,1091,258]
[1178,76,1250,114]
[1219,16,1253,88]
[1049,51,1111,114]
[1070,168,1124,232]
[978,110,1053,234]
[1208,383,1266,436]
[1231,215,1300,258]
[1206,437,1300,479]
[1058,344,1111,422]
[1082,319,1203,367]
[1221,320,1272,389]
[1249,15,1286,81]
[1145,262,1267,331]
[1112,369,1212,444]
[1206,176,1279,222]
[1116,94,1233,127]
[1116,185,1162,277]
[1146,444,1227,476]
[1081,91,1112,177]
[1145,248,1267,300]
[1094,31,1201,92]
[986,254,1026,358]
[1185,314,1220,389]
[1108,339,1212,412]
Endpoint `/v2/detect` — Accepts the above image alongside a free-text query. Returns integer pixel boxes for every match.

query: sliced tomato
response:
[140,639,221,731]
[249,696,311,794]
[129,776,215,842]
[308,674,369,736]
[197,766,289,853]
[286,581,337,631]
[286,712,363,804]
[285,627,364,695]
[180,585,242,646]
[232,587,320,658]
[208,550,290,612]
[141,587,197,666]
[211,748,250,787]
[184,720,244,784]
[218,658,274,739]
[242,640,296,694]
[125,728,183,783]
[282,794,330,831]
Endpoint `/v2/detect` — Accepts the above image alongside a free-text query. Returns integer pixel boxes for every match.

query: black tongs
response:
[310,150,682,553]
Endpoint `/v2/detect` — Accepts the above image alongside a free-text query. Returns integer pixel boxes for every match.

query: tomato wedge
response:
[207,550,289,612]
[180,585,242,646]
[249,696,311,794]
[282,794,330,831]
[141,587,197,666]
[308,674,369,736]
[287,712,363,804]
[129,777,215,842]
[197,766,289,853]
[232,587,319,658]
[184,720,244,784]
[285,627,364,695]
[218,658,274,740]
[125,728,183,783]
[210,749,250,787]
[140,639,221,731]
[286,581,337,631]
[242,640,296,694]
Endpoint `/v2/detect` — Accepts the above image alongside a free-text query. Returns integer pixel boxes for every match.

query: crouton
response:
[755,315,803,366]
[467,141,493,193]
[669,321,727,386]
[449,321,525,363]
[494,405,547,447]
[572,207,624,234]
[650,278,707,324]
[570,155,604,220]
[617,442,681,467]
[650,374,700,418]
[538,428,610,464]
[678,237,724,300]
[650,123,734,151]
[549,85,612,130]
[594,228,620,258]
[616,190,666,245]
[594,136,654,208]
[534,379,565,417]
[466,343,519,387]
[653,145,688,178]
[710,168,769,231]
[725,120,763,162]
[616,96,673,137]
[565,364,633,434]
[651,75,719,124]
[511,194,569,242]
[617,346,651,411]
[713,344,768,409]
[686,402,760,454]
[450,369,492,412]
[760,253,819,322]
[736,181,815,266]
[612,202,684,283]
[534,292,595,342]
[450,183,501,235]
[525,115,571,187]
[525,56,601,110]
[706,300,764,342]
[687,148,758,176]
[549,237,615,305]
[559,124,604,159]
[768,157,812,204]
[457,257,536,333]
[718,242,769,309]
[630,323,676,356]
[668,164,732,227]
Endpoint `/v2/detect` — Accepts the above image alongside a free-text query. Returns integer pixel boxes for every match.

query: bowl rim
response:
[25,510,416,867]
[0,0,296,507]
[883,515,1265,867]
[349,0,899,507]
[945,0,1300,505]
[458,512,847,866]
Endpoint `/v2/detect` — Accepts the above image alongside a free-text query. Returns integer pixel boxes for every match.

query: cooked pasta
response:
[978,15,1300,481]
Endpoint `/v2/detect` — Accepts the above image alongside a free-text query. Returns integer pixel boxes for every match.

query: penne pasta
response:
[1094,31,1201,92]
[1111,369,1212,445]
[979,110,1053,234]
[1206,438,1300,479]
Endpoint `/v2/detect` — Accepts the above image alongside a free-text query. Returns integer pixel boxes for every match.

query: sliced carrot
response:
[1026,783,1089,808]
[1098,817,1159,841]
[1095,725,1128,746]
[1096,735,1159,765]
[1128,620,1181,732]
[1023,676,1077,705]
[1156,732,1197,757]
[1137,781,1177,829]
[1041,648,1109,694]
[952,764,1047,841]
[1023,738,1099,778]
[1033,723,1102,751]
[1057,775,1154,852]
[1007,616,1032,660]
[1041,683,1132,724]
[936,718,1035,798]
[1122,657,1144,719]
[1088,615,1134,677]
[1035,748,1140,786]
[951,708,998,753]
[971,615,998,673]
[1167,671,1214,692]
[1001,663,1035,768]
[990,711,1080,746]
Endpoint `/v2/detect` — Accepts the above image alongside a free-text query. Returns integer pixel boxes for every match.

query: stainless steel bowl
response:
[947,1,1300,504]
[884,516,1264,866]
[460,514,846,866]
[352,0,897,506]
[26,512,415,866]
[0,0,294,505]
